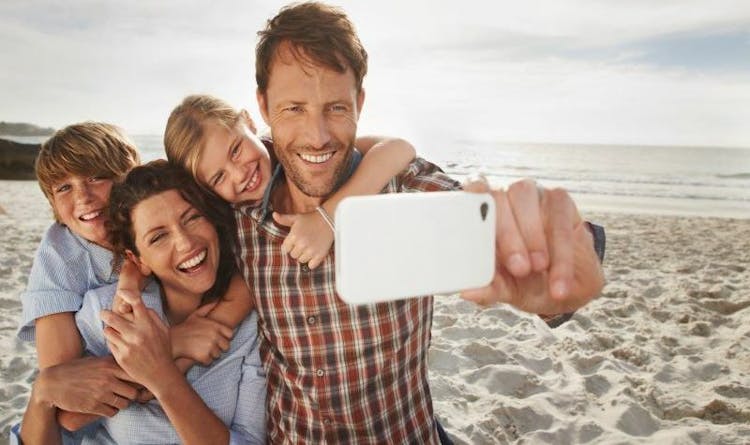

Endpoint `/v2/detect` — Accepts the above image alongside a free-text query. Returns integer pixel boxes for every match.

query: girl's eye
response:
[212,173,224,187]
[231,144,241,159]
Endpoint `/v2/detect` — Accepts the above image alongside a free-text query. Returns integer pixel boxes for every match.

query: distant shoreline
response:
[0,138,39,180]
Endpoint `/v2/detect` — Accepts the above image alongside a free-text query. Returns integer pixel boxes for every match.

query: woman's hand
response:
[101,296,181,393]
[170,302,234,365]
[273,210,333,269]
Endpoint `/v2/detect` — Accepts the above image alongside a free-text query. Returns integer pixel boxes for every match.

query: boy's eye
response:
[54,184,71,194]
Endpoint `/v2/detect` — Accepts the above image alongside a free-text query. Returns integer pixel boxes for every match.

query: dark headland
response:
[0,122,53,180]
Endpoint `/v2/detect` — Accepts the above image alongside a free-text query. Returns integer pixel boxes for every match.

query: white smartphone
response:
[335,191,496,305]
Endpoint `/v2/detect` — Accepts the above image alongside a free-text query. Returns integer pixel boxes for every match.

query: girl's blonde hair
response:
[164,94,242,179]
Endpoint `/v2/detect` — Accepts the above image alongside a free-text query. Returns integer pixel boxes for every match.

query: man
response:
[235,2,605,443]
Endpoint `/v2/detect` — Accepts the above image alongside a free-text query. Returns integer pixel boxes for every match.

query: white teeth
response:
[300,152,333,164]
[80,210,102,221]
[178,250,207,270]
[246,169,259,190]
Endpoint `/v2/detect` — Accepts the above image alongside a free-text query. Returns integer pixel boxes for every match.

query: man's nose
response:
[305,112,331,150]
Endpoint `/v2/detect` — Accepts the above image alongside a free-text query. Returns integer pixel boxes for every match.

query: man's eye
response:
[330,104,347,112]
[286,106,303,113]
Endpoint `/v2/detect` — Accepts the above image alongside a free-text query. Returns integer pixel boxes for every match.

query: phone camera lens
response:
[480,202,488,221]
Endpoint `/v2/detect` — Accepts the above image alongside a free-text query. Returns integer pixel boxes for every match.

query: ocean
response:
[7,134,749,219]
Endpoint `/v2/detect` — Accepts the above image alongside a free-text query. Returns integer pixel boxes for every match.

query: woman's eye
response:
[187,212,203,223]
[149,233,165,244]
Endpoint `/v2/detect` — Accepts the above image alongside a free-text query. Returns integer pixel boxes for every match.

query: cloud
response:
[0,0,748,146]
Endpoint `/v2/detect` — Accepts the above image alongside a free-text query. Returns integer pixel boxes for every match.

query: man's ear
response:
[256,89,271,127]
[125,250,151,276]
[239,109,257,134]
[356,87,365,119]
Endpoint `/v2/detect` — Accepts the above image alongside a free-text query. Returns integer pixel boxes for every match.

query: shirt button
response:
[301,264,310,272]
[307,316,316,325]
[316,369,325,377]
[323,417,332,425]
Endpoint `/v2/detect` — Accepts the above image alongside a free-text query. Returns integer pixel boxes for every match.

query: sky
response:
[1,0,749,150]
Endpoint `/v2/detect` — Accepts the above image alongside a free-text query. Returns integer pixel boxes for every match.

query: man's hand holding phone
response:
[461,178,605,314]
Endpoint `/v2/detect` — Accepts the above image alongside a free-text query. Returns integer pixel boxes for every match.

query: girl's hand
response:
[170,302,234,365]
[273,210,333,269]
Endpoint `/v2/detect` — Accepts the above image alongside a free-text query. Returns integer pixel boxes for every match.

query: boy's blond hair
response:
[36,122,140,222]
[164,94,241,179]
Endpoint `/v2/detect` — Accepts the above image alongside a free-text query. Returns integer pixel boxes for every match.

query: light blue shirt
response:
[10,279,266,445]
[76,280,266,444]
[17,223,117,343]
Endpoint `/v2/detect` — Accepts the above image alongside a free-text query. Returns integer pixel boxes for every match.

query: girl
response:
[164,94,417,269]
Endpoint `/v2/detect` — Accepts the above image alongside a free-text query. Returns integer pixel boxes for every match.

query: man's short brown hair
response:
[256,2,368,95]
[35,122,140,221]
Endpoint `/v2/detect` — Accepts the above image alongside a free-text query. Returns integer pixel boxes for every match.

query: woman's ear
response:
[240,109,257,134]
[125,250,151,276]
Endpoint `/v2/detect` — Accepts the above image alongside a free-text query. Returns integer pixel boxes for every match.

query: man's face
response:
[258,45,365,198]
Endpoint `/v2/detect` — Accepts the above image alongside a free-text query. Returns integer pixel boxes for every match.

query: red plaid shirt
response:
[235,157,460,444]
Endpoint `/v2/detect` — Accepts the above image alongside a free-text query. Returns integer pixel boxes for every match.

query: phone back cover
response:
[335,191,495,304]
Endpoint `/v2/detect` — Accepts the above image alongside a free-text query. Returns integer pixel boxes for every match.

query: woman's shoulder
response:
[82,279,164,313]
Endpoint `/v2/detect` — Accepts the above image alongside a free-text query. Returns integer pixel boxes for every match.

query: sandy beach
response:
[0,179,748,444]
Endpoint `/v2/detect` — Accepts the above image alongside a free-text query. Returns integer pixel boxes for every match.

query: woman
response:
[17,160,265,444]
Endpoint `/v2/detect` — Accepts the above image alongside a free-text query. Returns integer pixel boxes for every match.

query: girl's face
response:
[130,189,219,300]
[196,119,272,204]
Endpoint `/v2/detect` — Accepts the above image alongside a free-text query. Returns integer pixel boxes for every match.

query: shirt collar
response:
[256,149,363,223]
[71,231,117,283]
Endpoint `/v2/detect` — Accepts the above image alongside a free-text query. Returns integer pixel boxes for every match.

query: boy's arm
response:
[35,313,102,432]
[35,313,83,369]
[273,137,416,269]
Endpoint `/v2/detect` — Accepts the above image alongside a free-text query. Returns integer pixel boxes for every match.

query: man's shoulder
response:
[384,157,461,194]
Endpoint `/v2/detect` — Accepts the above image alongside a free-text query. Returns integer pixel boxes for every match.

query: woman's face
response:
[196,119,272,205]
[130,189,220,299]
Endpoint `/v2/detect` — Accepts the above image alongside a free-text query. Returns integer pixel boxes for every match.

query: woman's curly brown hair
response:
[107,159,237,304]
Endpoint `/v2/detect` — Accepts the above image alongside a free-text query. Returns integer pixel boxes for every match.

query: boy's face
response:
[51,174,114,248]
